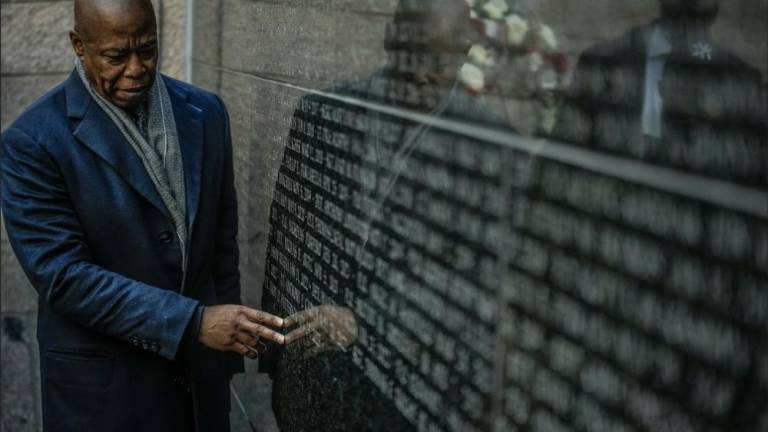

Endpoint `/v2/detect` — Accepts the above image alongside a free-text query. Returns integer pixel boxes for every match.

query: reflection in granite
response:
[186,0,767,431]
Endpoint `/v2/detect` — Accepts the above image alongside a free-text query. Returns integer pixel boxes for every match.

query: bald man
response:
[1,1,284,430]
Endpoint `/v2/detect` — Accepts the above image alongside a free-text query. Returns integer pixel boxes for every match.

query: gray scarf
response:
[75,59,188,270]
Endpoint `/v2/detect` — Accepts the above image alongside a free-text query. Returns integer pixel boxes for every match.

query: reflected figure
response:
[257,0,768,431]
[381,0,474,111]
[284,305,359,357]
[555,0,766,186]
[497,1,768,431]
[260,0,510,431]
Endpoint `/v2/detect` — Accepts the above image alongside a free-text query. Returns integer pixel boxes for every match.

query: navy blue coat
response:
[1,70,243,431]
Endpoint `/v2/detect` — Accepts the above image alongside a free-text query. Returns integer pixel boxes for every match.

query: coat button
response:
[159,230,173,244]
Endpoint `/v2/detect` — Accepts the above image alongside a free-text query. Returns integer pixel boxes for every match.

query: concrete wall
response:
[0,1,188,430]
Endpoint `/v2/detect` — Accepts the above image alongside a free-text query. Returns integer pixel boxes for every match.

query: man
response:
[1,0,284,430]
[542,1,768,430]
[554,0,765,187]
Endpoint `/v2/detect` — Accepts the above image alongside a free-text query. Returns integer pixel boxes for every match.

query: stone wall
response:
[0,1,188,430]
[2,0,766,430]
[190,0,766,431]
[192,0,767,320]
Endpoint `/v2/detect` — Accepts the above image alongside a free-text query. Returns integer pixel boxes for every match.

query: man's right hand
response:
[198,305,284,357]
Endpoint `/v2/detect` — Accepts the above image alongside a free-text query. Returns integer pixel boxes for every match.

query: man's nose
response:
[124,54,144,79]
[412,57,436,86]
[412,70,431,86]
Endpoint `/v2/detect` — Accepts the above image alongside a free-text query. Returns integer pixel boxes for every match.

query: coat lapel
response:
[167,82,203,229]
[66,72,205,227]
[66,72,171,218]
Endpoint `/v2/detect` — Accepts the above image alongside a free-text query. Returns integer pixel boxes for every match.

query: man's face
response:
[412,9,472,88]
[386,1,472,108]
[392,6,469,87]
[70,7,158,110]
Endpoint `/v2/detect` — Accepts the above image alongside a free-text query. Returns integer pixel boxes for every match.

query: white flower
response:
[539,24,558,50]
[528,52,543,72]
[468,44,495,67]
[459,63,486,91]
[482,0,509,19]
[505,14,529,45]
[539,68,558,90]
[482,19,501,39]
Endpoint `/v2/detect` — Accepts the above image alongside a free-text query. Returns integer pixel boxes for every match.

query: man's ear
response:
[70,31,85,59]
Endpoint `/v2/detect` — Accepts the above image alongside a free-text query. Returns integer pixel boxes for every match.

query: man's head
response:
[387,0,472,88]
[659,0,722,21]
[70,0,158,110]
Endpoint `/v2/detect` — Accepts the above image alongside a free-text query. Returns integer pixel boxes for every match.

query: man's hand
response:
[198,305,284,358]
[284,305,358,358]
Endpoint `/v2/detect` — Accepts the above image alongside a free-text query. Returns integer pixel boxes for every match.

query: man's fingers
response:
[284,320,322,345]
[234,331,258,347]
[240,307,284,328]
[258,326,285,345]
[231,342,257,358]
[284,327,308,345]
[284,308,316,328]
[304,344,332,359]
[236,320,285,345]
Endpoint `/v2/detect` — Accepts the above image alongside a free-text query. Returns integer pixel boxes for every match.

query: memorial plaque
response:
[262,81,512,431]
[191,0,768,431]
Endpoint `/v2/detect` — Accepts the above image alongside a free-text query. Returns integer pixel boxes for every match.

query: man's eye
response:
[105,55,126,64]
[138,47,157,59]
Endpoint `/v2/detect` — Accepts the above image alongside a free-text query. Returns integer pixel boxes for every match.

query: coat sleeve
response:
[1,127,199,360]
[211,95,245,376]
